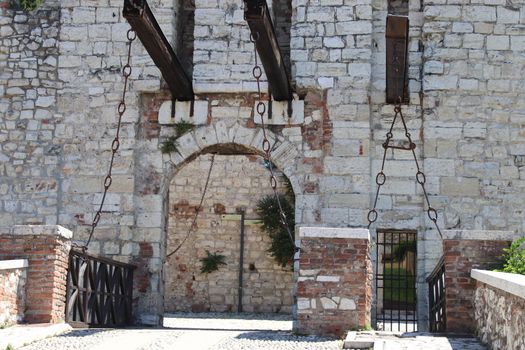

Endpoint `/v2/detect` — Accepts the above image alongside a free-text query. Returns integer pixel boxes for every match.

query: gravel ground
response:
[18,313,486,350]
[19,329,185,350]
[214,331,342,350]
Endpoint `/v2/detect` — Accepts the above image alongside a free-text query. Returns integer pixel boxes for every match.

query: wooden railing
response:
[65,249,135,327]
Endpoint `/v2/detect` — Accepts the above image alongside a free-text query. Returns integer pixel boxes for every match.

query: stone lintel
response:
[8,225,73,240]
[158,100,208,125]
[442,230,517,241]
[0,259,29,270]
[299,227,370,240]
[471,269,525,299]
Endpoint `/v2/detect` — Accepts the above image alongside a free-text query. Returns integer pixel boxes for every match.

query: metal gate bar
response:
[427,255,446,332]
[375,230,417,332]
[66,249,135,327]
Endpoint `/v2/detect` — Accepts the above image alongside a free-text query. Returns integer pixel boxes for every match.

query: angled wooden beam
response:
[244,0,292,101]
[123,0,193,101]
[386,15,409,104]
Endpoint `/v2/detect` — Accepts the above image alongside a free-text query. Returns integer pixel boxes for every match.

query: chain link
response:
[367,100,443,238]
[250,34,299,254]
[79,29,136,251]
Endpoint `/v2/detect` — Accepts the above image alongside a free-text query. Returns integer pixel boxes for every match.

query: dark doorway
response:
[375,230,417,332]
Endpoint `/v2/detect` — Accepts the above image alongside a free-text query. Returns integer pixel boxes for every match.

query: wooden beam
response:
[123,0,193,101]
[244,0,292,101]
[386,15,409,104]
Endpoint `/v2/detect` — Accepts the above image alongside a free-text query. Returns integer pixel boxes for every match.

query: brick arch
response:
[161,121,302,199]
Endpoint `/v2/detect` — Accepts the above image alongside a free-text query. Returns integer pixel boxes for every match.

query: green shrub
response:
[392,240,416,261]
[256,182,295,267]
[200,250,226,273]
[498,236,525,275]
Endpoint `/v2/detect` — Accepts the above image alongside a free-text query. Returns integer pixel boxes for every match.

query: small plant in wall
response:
[200,250,227,274]
[11,0,43,11]
[256,177,295,267]
[160,121,195,154]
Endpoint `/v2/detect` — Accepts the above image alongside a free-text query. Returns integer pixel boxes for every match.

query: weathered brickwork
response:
[0,0,524,332]
[0,261,27,326]
[0,225,71,323]
[474,279,525,350]
[442,231,514,333]
[165,154,294,313]
[295,228,372,337]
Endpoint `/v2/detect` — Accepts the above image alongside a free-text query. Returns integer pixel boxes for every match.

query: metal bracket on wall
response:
[385,15,409,104]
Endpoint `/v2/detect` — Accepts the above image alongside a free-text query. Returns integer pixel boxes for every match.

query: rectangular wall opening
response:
[375,230,417,332]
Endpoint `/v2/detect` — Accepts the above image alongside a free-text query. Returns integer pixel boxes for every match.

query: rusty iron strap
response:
[123,0,193,101]
[386,15,409,104]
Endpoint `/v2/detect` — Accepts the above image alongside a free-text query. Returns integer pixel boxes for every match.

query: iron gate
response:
[66,249,135,327]
[375,230,417,332]
[427,255,446,332]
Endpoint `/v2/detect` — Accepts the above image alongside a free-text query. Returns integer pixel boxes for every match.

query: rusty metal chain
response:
[367,100,443,238]
[250,33,298,253]
[80,29,137,250]
[165,154,215,259]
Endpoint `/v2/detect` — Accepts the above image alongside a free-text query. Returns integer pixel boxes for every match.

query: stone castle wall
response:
[1,0,524,328]
[165,154,294,313]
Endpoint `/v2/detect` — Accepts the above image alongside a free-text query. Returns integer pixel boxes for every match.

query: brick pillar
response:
[295,227,372,337]
[0,225,72,323]
[442,230,517,333]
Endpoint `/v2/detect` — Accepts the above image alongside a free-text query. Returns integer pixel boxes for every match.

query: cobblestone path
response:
[19,313,487,350]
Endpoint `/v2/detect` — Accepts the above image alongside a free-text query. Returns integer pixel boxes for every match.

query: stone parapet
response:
[295,227,372,337]
[472,270,525,350]
[442,230,518,333]
[0,225,71,323]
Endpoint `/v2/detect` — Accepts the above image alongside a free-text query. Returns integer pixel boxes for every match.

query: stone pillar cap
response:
[442,230,519,241]
[0,259,29,270]
[7,225,73,239]
[299,227,370,240]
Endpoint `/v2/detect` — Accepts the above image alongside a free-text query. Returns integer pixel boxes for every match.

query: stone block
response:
[463,6,497,22]
[253,100,304,125]
[441,177,480,196]
[324,156,369,175]
[158,100,208,125]
[497,6,520,24]
[425,5,461,20]
[487,35,510,50]
[423,75,458,90]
